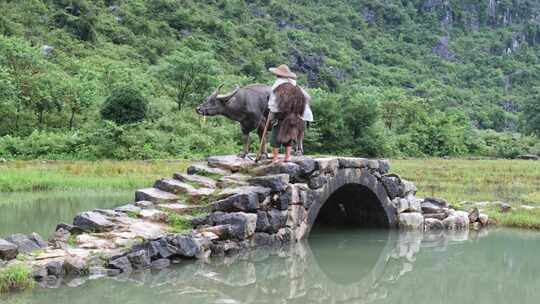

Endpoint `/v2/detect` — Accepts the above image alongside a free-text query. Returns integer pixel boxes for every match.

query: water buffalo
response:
[196,84,305,158]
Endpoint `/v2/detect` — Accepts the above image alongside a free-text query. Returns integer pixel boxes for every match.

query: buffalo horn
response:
[217,85,240,101]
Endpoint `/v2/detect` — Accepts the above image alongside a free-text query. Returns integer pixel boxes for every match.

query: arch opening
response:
[312,183,390,230]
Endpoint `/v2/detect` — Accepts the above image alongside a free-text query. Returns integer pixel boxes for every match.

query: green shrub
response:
[100,87,149,125]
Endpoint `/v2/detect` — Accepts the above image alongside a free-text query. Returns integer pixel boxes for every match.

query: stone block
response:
[398,213,424,231]
[209,212,258,240]
[135,188,178,203]
[337,157,368,169]
[5,233,48,254]
[73,211,115,233]
[212,192,259,213]
[248,174,290,192]
[0,239,18,260]
[314,158,339,175]
[173,173,217,188]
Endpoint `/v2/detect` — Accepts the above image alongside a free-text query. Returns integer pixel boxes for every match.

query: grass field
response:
[1,158,539,229]
[391,159,540,229]
[0,160,190,192]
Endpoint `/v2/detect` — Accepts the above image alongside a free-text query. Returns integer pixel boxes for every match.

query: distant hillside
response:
[0,0,538,159]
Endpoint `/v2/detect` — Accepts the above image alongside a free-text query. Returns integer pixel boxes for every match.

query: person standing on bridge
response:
[267,64,313,163]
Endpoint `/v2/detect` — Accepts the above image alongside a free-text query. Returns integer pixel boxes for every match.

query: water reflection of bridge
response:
[165,229,488,303]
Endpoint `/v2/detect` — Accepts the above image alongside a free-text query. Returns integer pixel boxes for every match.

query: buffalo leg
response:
[238,132,250,158]
[257,118,269,159]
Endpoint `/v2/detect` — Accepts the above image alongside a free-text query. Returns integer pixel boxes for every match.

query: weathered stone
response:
[308,175,327,189]
[5,233,48,253]
[250,162,301,179]
[191,215,209,227]
[256,211,270,233]
[424,218,444,231]
[55,223,84,234]
[73,211,114,232]
[268,209,287,233]
[292,157,317,176]
[154,179,215,202]
[212,192,259,213]
[134,200,154,209]
[187,164,230,176]
[286,205,306,228]
[45,260,65,277]
[421,197,449,214]
[151,258,170,270]
[423,213,448,220]
[248,174,290,192]
[63,257,87,275]
[367,160,380,170]
[108,256,132,273]
[338,157,368,169]
[217,186,271,200]
[382,176,401,199]
[135,188,178,203]
[276,228,294,244]
[173,173,217,188]
[115,204,141,214]
[399,180,417,197]
[200,225,231,240]
[468,207,480,223]
[499,202,512,213]
[398,213,424,230]
[275,191,290,210]
[396,196,422,213]
[443,211,469,230]
[167,235,201,258]
[378,160,390,174]
[127,250,151,270]
[479,213,489,226]
[0,239,18,260]
[32,266,48,281]
[314,158,339,175]
[207,155,257,172]
[138,209,168,222]
[157,203,203,215]
[209,212,257,240]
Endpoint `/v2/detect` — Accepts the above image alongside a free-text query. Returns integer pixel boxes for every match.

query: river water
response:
[2,192,540,304]
[2,227,540,304]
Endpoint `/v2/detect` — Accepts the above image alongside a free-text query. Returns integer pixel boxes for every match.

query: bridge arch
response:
[305,168,398,236]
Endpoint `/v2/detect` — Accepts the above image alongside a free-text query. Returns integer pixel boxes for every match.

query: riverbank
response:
[392,159,540,229]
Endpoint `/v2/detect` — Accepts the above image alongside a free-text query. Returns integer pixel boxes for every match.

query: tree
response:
[101,86,148,125]
[523,88,540,136]
[156,48,220,110]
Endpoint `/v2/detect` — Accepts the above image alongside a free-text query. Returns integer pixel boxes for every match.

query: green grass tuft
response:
[0,264,34,293]
[167,213,194,234]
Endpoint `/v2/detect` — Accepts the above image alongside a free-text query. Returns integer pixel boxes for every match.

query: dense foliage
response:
[0,0,538,159]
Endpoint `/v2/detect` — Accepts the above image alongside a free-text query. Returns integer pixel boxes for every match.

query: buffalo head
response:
[196,84,240,116]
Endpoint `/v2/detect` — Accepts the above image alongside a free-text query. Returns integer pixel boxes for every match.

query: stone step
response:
[173,173,217,189]
[187,164,230,177]
[207,155,258,172]
[135,188,179,203]
[156,203,206,215]
[154,179,215,203]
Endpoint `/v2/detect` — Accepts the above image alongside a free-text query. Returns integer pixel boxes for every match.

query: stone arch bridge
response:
[134,155,473,253]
